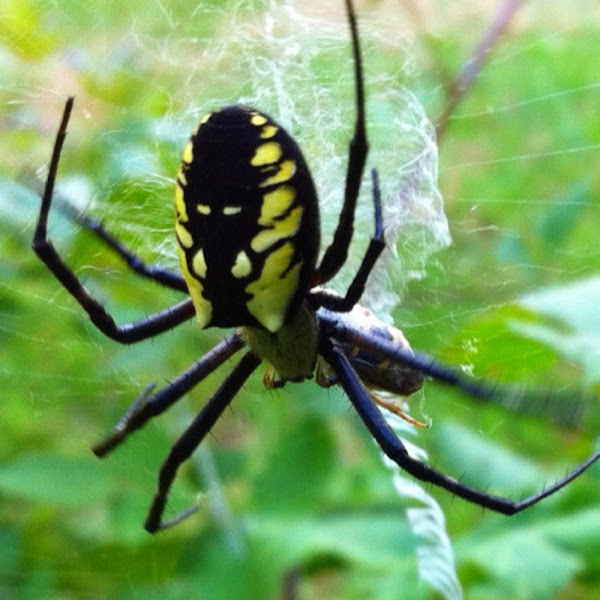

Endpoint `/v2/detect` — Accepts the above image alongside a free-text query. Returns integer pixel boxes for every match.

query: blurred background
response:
[2,0,600,598]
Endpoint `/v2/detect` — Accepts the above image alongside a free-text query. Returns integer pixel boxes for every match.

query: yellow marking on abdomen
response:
[250,113,268,126]
[196,204,211,215]
[251,205,303,253]
[223,206,242,216]
[251,142,282,167]
[175,183,188,222]
[246,241,301,332]
[258,185,295,225]
[231,251,252,278]
[176,245,212,328]
[192,248,207,279]
[182,140,193,165]
[259,159,296,187]
[260,125,278,139]
[175,220,193,249]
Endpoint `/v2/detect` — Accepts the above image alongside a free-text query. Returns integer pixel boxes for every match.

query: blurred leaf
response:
[0,181,40,229]
[0,528,19,581]
[250,415,337,513]
[535,180,590,249]
[543,507,600,558]
[0,453,116,508]
[431,421,544,494]
[442,303,559,380]
[459,526,582,599]
[517,276,600,383]
[519,276,600,337]
[0,0,59,59]
[247,513,417,569]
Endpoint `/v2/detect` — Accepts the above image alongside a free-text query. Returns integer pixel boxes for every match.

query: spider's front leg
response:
[310,169,385,313]
[63,203,187,292]
[32,97,195,344]
[315,0,368,285]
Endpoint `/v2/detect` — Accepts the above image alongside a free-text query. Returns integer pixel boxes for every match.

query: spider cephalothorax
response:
[33,0,600,533]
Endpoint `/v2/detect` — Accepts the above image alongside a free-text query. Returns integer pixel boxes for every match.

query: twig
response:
[435,0,527,141]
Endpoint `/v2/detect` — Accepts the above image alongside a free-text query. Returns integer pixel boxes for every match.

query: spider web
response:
[2,1,600,599]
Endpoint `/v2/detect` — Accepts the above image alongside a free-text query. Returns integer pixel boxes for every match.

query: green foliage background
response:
[1,0,600,598]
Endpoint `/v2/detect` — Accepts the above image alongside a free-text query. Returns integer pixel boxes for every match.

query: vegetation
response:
[1,1,600,598]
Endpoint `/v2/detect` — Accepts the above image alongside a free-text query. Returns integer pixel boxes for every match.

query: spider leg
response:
[320,336,600,514]
[321,309,500,399]
[61,202,186,292]
[315,0,368,285]
[32,97,195,344]
[144,350,261,533]
[319,309,585,427]
[93,331,246,457]
[311,169,385,312]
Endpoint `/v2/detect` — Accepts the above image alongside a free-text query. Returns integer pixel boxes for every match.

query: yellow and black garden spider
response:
[33,0,600,533]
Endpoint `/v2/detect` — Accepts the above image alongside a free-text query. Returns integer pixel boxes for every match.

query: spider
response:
[33,0,600,533]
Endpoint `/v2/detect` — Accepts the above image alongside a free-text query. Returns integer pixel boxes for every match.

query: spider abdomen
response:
[175,106,320,333]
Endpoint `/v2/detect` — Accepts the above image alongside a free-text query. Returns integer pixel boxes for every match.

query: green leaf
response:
[518,276,600,383]
[460,528,582,599]
[0,0,59,59]
[535,181,589,249]
[0,453,116,508]
[250,415,337,513]
[432,421,544,494]
[246,513,417,569]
